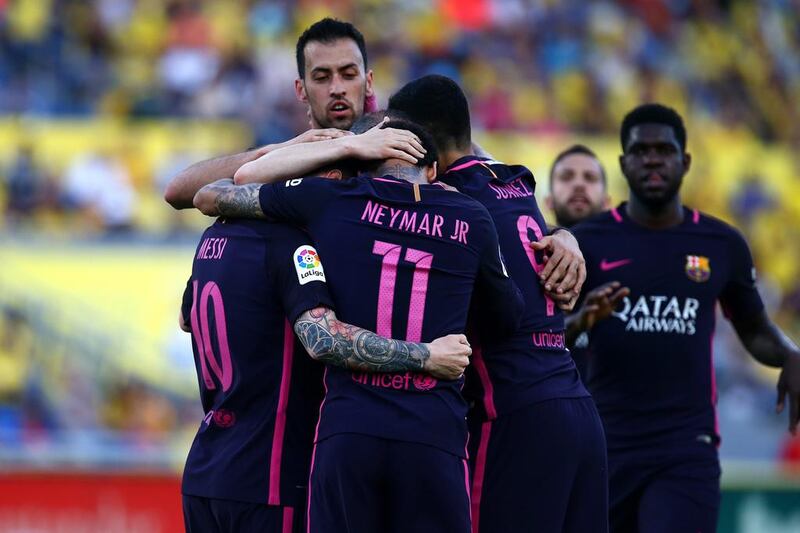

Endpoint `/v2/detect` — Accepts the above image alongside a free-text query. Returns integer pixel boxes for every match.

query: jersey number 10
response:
[190,280,234,392]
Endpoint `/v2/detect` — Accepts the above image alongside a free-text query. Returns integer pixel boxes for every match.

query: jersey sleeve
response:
[258,177,333,225]
[719,228,765,322]
[267,224,337,324]
[473,211,525,338]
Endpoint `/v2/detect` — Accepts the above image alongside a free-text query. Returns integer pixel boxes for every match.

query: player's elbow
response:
[164,176,192,209]
[193,187,219,216]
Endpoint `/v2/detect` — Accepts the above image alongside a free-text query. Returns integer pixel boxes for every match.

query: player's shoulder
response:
[690,208,748,243]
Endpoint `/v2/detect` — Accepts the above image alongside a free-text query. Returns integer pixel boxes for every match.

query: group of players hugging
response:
[164,18,800,533]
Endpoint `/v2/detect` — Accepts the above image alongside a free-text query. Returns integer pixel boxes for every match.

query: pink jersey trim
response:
[268,320,295,505]
[472,347,497,419]
[463,458,473,524]
[710,313,719,446]
[306,366,330,533]
[282,506,294,533]
[611,207,623,223]
[371,177,402,184]
[693,209,700,224]
[446,158,501,174]
[470,420,492,533]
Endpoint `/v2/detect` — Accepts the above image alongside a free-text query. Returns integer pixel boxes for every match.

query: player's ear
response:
[365,69,374,98]
[682,152,691,174]
[295,78,308,104]
[544,194,554,211]
[323,169,343,180]
[602,193,612,209]
[425,162,437,183]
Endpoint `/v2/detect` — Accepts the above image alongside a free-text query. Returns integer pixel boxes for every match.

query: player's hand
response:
[424,334,471,380]
[576,281,630,331]
[345,117,427,164]
[776,352,800,435]
[253,128,352,158]
[530,230,586,299]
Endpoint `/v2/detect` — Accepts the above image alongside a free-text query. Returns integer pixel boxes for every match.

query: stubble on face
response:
[299,39,372,130]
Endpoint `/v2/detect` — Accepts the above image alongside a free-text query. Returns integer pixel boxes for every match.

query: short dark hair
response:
[549,144,606,187]
[388,75,471,152]
[620,103,687,151]
[351,111,439,168]
[296,18,368,78]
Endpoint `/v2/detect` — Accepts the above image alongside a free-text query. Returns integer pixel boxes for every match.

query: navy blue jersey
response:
[441,156,587,418]
[258,175,523,456]
[573,203,764,450]
[181,219,334,506]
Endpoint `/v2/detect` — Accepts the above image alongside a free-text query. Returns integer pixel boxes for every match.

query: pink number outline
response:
[190,280,234,391]
[372,241,433,342]
[516,215,555,316]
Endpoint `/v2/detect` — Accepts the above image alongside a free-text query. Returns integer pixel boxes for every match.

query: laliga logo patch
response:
[294,245,326,285]
[685,255,711,283]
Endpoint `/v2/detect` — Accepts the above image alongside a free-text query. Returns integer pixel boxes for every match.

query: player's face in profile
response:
[296,38,374,130]
[549,153,608,226]
[620,124,689,207]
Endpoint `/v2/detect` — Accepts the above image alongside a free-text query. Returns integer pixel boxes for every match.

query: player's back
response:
[441,156,587,417]
[258,175,522,456]
[181,218,328,506]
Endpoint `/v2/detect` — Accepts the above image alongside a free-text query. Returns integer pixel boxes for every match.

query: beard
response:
[552,202,603,228]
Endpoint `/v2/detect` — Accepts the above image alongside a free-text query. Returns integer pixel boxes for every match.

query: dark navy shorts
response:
[468,396,608,533]
[183,494,300,533]
[307,433,471,533]
[608,441,720,533]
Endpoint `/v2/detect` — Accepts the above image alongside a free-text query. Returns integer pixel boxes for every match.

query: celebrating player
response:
[194,115,523,532]
[181,202,471,531]
[164,18,372,209]
[388,75,608,533]
[569,103,800,533]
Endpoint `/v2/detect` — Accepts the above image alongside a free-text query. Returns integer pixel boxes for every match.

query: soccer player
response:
[545,144,611,228]
[180,210,471,532]
[164,18,373,209]
[388,75,608,533]
[545,145,625,379]
[569,103,800,533]
[193,115,524,533]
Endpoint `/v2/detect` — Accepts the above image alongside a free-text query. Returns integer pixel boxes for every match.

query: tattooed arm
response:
[294,307,471,380]
[193,178,266,218]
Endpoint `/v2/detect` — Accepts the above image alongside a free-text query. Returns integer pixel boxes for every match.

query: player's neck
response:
[441,148,473,169]
[374,163,428,184]
[626,196,683,229]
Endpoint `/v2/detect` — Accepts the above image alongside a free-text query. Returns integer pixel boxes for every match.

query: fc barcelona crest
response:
[685,255,711,282]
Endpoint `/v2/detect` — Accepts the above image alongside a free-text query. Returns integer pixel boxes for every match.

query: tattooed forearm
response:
[214,182,265,218]
[194,178,266,218]
[294,307,430,373]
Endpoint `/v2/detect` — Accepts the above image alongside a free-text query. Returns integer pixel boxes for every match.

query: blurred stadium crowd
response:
[1,0,800,470]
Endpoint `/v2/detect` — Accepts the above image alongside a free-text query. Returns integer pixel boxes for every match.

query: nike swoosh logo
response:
[600,258,632,271]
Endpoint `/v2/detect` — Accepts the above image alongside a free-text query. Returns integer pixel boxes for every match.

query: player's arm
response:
[163,129,352,208]
[194,179,266,218]
[234,118,426,184]
[474,217,525,338]
[565,281,629,347]
[294,307,471,380]
[730,311,800,434]
[178,278,193,332]
[721,229,800,433]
